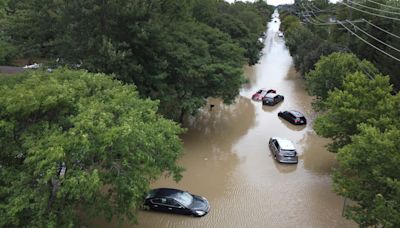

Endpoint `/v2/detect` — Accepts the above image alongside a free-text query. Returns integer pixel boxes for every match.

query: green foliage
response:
[334,125,400,227]
[0,38,16,64]
[0,69,184,226]
[3,0,269,122]
[4,0,59,58]
[305,52,378,102]
[281,15,301,33]
[299,41,346,76]
[314,72,394,152]
[194,0,272,65]
[281,14,348,78]
[332,0,400,91]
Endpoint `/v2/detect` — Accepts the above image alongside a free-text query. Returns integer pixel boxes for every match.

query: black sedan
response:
[262,93,284,106]
[278,110,307,125]
[144,188,210,217]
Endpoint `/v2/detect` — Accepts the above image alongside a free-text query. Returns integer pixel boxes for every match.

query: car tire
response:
[278,112,282,117]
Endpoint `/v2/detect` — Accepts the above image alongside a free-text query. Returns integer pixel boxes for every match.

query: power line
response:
[298,2,338,25]
[365,0,400,11]
[337,20,400,62]
[308,2,336,13]
[301,3,326,23]
[348,0,400,16]
[340,2,400,22]
[362,19,400,40]
[346,20,400,54]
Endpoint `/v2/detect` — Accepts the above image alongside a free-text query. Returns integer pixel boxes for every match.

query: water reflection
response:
[261,102,283,112]
[95,14,355,228]
[300,132,337,176]
[272,160,298,173]
[277,117,307,131]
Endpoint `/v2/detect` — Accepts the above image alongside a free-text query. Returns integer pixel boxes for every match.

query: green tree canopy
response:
[305,52,378,102]
[4,0,268,122]
[334,124,400,227]
[0,69,184,227]
[314,72,394,152]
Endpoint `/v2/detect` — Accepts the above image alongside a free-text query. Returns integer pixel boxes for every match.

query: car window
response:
[166,198,182,208]
[151,198,167,204]
[172,192,193,207]
[289,113,296,119]
[273,141,280,149]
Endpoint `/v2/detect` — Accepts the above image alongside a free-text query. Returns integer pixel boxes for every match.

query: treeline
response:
[0,0,273,122]
[280,1,400,227]
[0,0,274,227]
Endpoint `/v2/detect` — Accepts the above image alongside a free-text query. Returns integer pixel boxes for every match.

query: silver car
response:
[269,137,298,164]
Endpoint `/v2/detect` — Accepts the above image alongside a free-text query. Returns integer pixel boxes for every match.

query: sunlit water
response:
[94,16,355,228]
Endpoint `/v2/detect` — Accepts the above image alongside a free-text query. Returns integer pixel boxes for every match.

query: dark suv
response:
[262,93,284,106]
[269,137,298,164]
[278,110,307,125]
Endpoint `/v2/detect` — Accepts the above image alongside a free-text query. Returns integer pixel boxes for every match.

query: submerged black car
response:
[278,110,307,125]
[144,188,210,217]
[262,93,284,106]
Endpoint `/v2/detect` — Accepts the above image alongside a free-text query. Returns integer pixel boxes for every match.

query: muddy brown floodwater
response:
[95,16,356,228]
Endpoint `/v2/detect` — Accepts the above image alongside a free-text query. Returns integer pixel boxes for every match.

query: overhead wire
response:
[362,19,400,40]
[337,20,400,63]
[292,2,382,78]
[293,1,400,78]
[348,0,400,16]
[340,2,400,22]
[346,20,400,54]
[298,2,338,25]
[365,0,400,11]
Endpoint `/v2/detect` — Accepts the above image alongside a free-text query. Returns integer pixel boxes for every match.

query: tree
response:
[0,0,16,64]
[314,72,394,152]
[300,41,346,76]
[333,124,400,227]
[305,52,378,102]
[4,0,59,59]
[0,69,184,227]
[194,0,271,65]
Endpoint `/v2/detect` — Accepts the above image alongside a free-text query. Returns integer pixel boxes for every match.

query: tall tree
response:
[314,72,394,152]
[334,124,400,227]
[0,69,184,226]
[305,52,378,103]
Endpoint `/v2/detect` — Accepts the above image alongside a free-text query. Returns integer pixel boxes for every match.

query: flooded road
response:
[98,17,355,228]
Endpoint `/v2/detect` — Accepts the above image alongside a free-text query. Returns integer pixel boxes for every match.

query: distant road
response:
[0,66,25,74]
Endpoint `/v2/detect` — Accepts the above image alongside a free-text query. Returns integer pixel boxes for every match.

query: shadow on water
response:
[300,132,337,176]
[271,158,298,173]
[261,102,283,112]
[277,117,307,131]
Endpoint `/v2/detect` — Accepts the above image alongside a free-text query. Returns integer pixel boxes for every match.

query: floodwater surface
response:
[97,16,356,228]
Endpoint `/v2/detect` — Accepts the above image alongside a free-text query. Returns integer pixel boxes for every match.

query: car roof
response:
[272,137,296,150]
[265,93,279,98]
[288,110,304,117]
[149,188,186,198]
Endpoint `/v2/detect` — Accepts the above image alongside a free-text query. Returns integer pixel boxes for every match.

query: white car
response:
[269,137,298,164]
[278,32,284,37]
[23,63,40,69]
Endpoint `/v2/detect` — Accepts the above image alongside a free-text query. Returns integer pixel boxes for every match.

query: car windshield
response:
[173,192,193,207]
[266,97,274,101]
[281,149,296,156]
